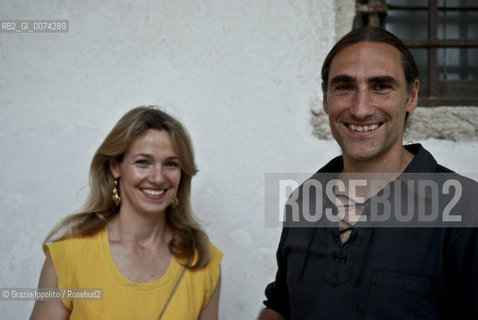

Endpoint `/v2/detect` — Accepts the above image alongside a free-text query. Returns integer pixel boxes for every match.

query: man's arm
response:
[258,308,286,320]
[448,226,478,317]
[445,178,478,317]
[261,227,291,319]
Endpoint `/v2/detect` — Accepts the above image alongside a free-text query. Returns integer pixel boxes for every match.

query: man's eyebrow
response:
[368,76,400,86]
[329,75,355,85]
[328,75,401,88]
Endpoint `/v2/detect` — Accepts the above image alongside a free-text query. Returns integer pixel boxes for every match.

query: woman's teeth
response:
[143,189,165,196]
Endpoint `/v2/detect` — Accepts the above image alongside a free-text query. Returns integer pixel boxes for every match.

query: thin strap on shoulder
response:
[157,255,192,320]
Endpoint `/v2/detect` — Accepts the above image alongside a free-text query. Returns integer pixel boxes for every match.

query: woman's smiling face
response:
[110,129,182,218]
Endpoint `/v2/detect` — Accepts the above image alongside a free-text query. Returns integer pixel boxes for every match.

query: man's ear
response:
[322,82,329,114]
[406,79,419,113]
[109,159,120,179]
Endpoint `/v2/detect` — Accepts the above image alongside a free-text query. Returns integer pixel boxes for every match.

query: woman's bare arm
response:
[198,269,221,320]
[30,252,70,320]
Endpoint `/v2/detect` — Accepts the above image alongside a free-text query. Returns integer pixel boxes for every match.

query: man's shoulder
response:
[435,163,454,173]
[317,155,343,173]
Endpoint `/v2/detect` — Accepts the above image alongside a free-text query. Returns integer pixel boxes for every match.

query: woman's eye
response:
[166,161,179,168]
[135,160,149,166]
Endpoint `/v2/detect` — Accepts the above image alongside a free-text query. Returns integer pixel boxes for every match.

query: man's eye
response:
[375,83,391,91]
[336,85,352,91]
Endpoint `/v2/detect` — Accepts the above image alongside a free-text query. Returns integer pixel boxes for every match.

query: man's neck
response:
[339,145,415,201]
[342,146,414,174]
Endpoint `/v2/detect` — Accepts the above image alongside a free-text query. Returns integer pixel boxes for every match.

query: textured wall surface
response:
[312,107,478,141]
[1,1,477,319]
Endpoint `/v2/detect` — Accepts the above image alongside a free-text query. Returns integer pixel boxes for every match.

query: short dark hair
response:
[321,27,419,97]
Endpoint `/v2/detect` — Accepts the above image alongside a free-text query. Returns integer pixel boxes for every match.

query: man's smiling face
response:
[323,41,418,165]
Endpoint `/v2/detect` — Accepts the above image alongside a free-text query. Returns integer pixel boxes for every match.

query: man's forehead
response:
[328,41,404,81]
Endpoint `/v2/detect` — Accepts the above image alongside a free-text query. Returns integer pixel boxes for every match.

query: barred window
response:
[355,0,478,106]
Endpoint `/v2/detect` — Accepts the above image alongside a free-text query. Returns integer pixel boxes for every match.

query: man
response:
[259,27,478,319]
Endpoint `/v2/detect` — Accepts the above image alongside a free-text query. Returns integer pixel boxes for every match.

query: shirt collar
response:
[402,144,438,173]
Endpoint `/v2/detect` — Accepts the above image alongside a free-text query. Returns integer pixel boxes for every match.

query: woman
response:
[31,106,222,319]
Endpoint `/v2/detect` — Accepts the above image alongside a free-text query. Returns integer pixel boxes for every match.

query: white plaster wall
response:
[1,1,477,319]
[0,1,334,318]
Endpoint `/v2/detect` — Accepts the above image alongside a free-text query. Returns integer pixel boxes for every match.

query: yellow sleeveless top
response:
[45,227,223,320]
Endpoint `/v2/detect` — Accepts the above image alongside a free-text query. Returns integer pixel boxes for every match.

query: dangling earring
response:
[170,196,179,208]
[112,179,121,206]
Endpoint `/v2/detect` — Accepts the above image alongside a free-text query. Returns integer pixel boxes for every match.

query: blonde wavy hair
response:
[43,106,211,269]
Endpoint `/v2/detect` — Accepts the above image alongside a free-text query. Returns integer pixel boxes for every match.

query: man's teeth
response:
[349,124,379,132]
[143,189,165,196]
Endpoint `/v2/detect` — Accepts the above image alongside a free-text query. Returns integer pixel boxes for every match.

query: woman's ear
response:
[109,159,120,179]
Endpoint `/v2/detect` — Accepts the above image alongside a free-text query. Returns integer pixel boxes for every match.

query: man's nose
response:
[350,89,375,119]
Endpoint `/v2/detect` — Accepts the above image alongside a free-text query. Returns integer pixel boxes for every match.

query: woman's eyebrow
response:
[132,153,153,158]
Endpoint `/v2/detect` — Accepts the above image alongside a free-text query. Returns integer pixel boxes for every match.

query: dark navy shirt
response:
[264,144,478,319]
